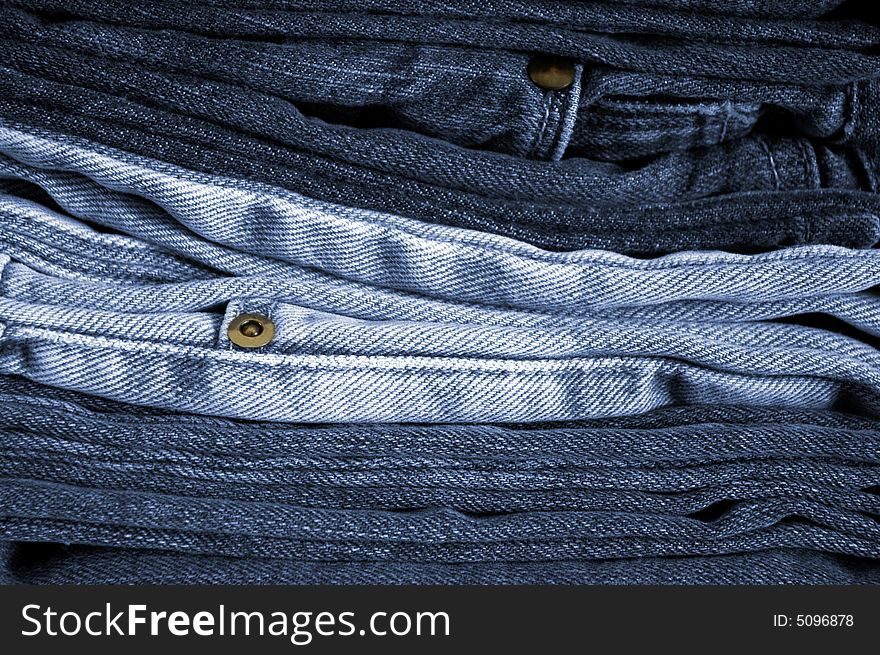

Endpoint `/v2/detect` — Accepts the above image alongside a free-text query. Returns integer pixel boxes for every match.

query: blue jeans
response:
[0,1,876,253]
[1,200,879,420]
[0,0,878,585]
[1,124,878,317]
[1,376,877,579]
[4,544,878,585]
[1,125,879,422]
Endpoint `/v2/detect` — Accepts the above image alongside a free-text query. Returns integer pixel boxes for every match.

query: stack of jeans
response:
[0,0,878,584]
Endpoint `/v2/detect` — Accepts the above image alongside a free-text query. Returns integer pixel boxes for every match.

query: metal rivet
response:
[527,55,576,91]
[228,313,275,348]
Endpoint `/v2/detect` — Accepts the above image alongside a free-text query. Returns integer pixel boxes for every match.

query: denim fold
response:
[0,1,876,252]
[1,377,877,577]
[5,543,878,585]
[1,0,879,585]
[0,124,878,317]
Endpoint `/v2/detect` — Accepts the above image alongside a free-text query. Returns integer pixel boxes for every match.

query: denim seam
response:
[797,137,819,196]
[2,514,870,552]
[527,92,553,159]
[541,91,566,159]
[539,91,565,159]
[3,511,879,557]
[758,135,782,191]
[6,184,876,278]
[7,448,878,475]
[8,411,877,442]
[719,99,733,142]
[842,80,859,143]
[0,204,183,257]
[0,243,190,284]
[6,408,879,442]
[6,325,880,393]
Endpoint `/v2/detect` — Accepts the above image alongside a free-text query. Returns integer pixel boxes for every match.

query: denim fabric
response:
[2,198,880,420]
[2,180,878,339]
[4,544,879,585]
[571,71,880,161]
[5,1,876,83]
[0,12,583,162]
[1,376,878,572]
[0,125,878,421]
[0,5,876,253]
[1,0,879,586]
[1,81,874,253]
[1,125,879,318]
[7,0,853,23]
[591,0,849,19]
[3,5,878,159]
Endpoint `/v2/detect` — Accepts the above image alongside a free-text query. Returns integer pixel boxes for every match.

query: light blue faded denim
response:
[0,203,879,421]
[0,123,879,317]
[3,188,879,343]
[2,190,878,340]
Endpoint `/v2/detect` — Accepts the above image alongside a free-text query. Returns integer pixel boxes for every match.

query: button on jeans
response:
[0,1,877,253]
[0,192,879,421]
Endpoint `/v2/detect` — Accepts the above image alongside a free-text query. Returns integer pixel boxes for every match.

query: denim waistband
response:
[1,240,880,421]
[4,185,877,349]
[0,57,877,252]
[1,376,877,565]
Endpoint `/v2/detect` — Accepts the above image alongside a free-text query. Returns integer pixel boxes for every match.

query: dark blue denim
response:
[19,0,849,22]
[1,375,878,581]
[3,542,878,585]
[6,0,876,83]
[0,2,876,253]
[3,7,879,161]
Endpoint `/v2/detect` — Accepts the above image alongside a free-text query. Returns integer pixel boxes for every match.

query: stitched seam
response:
[5,325,880,386]
[759,136,781,191]
[527,92,553,159]
[841,80,859,142]
[542,90,567,158]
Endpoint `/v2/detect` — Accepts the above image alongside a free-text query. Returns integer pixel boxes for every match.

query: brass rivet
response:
[527,56,576,91]
[228,313,275,348]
